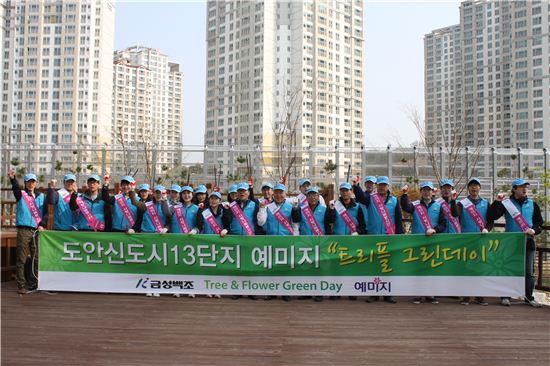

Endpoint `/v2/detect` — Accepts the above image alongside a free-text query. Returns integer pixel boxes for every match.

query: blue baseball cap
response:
[195,185,207,194]
[419,181,434,190]
[339,182,352,190]
[169,184,181,193]
[87,174,100,182]
[274,183,286,191]
[261,182,274,189]
[181,185,193,193]
[512,178,529,188]
[154,185,165,192]
[440,179,454,187]
[138,183,150,191]
[237,182,249,191]
[468,177,481,186]
[120,175,135,184]
[364,176,377,183]
[306,186,319,194]
[298,178,312,186]
[23,173,37,182]
[228,184,238,194]
[209,192,222,199]
[63,173,76,182]
[376,176,390,185]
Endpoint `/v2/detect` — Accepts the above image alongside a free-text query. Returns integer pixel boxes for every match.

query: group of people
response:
[8,170,544,308]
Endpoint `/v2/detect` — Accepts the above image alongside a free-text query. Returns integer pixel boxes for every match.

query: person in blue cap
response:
[69,174,110,232]
[437,179,460,234]
[400,181,446,305]
[363,176,403,304]
[46,173,78,231]
[169,185,199,235]
[294,178,326,207]
[352,175,377,206]
[298,186,333,236]
[257,183,300,236]
[197,192,228,236]
[227,184,239,203]
[449,177,491,306]
[101,174,138,233]
[487,178,543,308]
[193,184,209,209]
[128,183,150,232]
[8,170,47,294]
[168,184,182,207]
[130,185,171,234]
[328,182,367,236]
[260,182,274,204]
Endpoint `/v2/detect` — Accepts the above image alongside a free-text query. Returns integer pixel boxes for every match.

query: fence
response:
[1,144,548,220]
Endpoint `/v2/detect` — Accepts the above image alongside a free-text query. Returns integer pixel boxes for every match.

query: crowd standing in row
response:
[8,170,544,307]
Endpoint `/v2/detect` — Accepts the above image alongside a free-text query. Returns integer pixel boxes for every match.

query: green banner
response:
[39,231,525,277]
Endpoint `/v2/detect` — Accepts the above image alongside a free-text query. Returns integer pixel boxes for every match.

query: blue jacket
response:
[299,203,328,235]
[367,195,403,235]
[223,199,260,235]
[141,201,168,233]
[400,194,447,234]
[11,177,46,229]
[70,192,106,231]
[171,203,198,233]
[458,197,488,233]
[330,199,367,235]
[46,188,75,230]
[263,201,295,235]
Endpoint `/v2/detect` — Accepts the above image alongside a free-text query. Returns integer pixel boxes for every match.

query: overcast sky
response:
[115,0,462,148]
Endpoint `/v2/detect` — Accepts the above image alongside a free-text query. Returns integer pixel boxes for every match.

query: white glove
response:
[351,232,359,236]
[37,226,45,231]
[401,184,409,193]
[159,228,168,234]
[495,193,505,201]
[189,228,198,235]
[220,229,228,237]
[222,202,230,209]
[525,228,535,236]
[425,228,436,236]
[329,200,335,208]
[481,228,488,234]
[127,228,135,234]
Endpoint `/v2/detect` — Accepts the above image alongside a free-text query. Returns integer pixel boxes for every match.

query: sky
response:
[114,0,462,148]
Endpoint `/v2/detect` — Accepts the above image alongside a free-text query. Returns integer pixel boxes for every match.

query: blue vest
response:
[230,200,257,235]
[15,191,45,228]
[202,207,224,234]
[333,201,364,235]
[300,203,326,235]
[263,202,293,235]
[53,189,74,230]
[367,195,397,235]
[504,198,534,232]
[113,194,138,231]
[439,199,458,234]
[171,203,198,233]
[141,201,166,233]
[411,200,441,234]
[460,197,488,233]
[74,195,105,231]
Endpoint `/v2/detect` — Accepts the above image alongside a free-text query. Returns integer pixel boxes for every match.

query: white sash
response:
[502,198,531,232]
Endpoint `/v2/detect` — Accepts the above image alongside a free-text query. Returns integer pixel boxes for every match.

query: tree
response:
[324,160,337,177]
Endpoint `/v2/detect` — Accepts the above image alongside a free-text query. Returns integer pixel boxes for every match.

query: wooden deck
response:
[2,281,549,366]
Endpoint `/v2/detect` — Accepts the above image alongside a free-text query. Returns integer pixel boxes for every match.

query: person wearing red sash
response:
[487,179,543,308]
[365,176,403,304]
[130,185,171,234]
[437,179,461,234]
[46,173,78,231]
[197,192,228,236]
[401,181,446,304]
[193,185,209,209]
[102,175,138,233]
[352,175,377,206]
[168,184,182,207]
[69,175,110,232]
[450,177,491,306]
[9,171,47,294]
[128,183,151,233]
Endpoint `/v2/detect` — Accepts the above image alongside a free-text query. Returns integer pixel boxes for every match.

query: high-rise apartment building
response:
[1,0,115,174]
[204,0,364,182]
[113,46,184,169]
[425,0,549,169]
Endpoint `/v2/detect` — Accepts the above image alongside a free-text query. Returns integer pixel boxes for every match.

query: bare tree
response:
[406,106,486,192]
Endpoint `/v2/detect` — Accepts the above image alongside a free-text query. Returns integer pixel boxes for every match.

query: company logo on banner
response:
[38,231,526,297]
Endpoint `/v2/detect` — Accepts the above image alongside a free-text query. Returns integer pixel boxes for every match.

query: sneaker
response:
[173,293,181,298]
[188,294,195,298]
[474,297,488,306]
[524,298,542,308]
[206,294,213,298]
[248,295,258,300]
[313,296,323,302]
[146,293,153,297]
[384,296,397,304]
[153,293,160,297]
[213,294,221,299]
[500,298,511,306]
[412,297,422,304]
[282,296,291,302]
[18,288,27,295]
[460,297,470,305]
[264,295,276,301]
[231,295,242,300]
[427,296,439,304]
[366,296,380,303]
